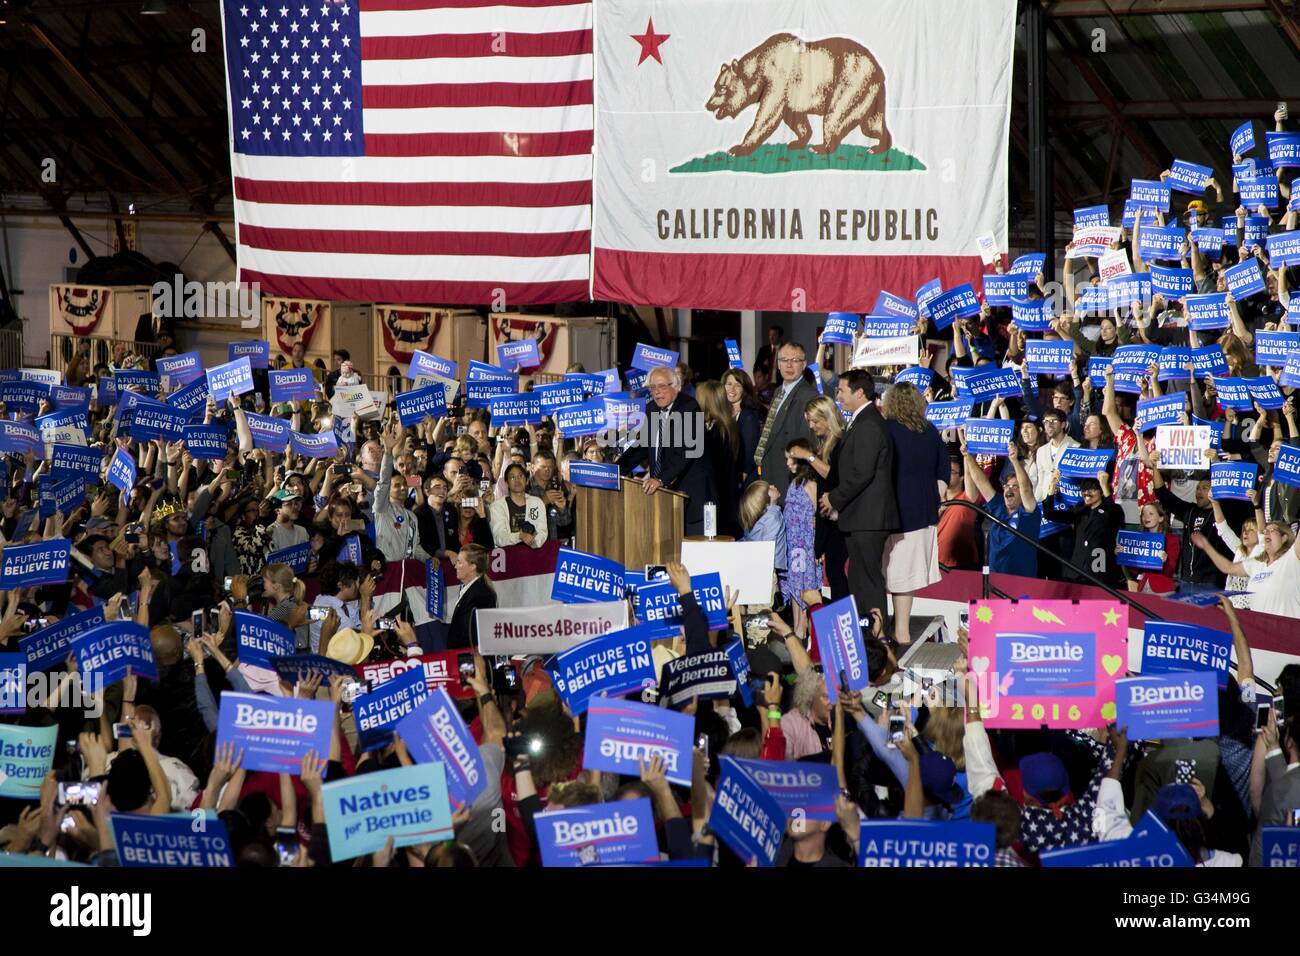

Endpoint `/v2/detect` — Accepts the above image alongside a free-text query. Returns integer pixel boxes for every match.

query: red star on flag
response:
[631,18,669,65]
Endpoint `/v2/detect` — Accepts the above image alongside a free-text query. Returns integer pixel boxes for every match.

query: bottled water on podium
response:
[703,501,717,539]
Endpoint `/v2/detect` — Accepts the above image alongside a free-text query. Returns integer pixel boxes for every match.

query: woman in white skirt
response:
[880,383,950,647]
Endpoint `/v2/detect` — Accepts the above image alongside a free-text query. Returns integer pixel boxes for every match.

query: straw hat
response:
[325,628,374,666]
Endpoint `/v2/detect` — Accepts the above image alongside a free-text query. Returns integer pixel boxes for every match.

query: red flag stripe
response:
[233,176,591,208]
[362,80,592,110]
[360,30,590,60]
[239,225,591,258]
[364,130,592,157]
[239,270,590,306]
[360,0,589,8]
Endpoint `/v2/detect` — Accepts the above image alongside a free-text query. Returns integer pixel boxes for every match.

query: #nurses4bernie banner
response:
[592,0,1016,310]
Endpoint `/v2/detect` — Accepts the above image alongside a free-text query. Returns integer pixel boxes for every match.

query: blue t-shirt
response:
[987,494,1041,577]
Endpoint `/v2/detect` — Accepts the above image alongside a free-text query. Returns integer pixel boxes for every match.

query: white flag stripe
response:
[362,53,592,86]
[235,199,590,232]
[232,152,592,184]
[359,4,592,37]
[237,247,591,282]
[361,104,592,135]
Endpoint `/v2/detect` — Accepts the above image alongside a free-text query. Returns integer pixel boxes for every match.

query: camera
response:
[462,497,480,509]
[58,782,101,806]
[112,722,134,740]
[332,463,351,477]
[376,617,398,632]
[887,712,906,749]
[644,564,669,582]
[504,734,543,759]
[492,660,520,694]
[308,606,331,623]
[457,652,475,686]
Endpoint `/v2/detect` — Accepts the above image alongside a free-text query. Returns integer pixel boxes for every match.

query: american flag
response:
[221,0,592,304]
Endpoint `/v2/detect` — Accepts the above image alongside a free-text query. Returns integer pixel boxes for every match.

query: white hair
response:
[647,365,682,390]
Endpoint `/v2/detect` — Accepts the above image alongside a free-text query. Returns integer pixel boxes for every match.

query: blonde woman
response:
[1210,492,1264,593]
[262,562,310,652]
[740,480,787,590]
[880,383,948,647]
[803,394,849,598]
[696,380,742,537]
[1191,520,1300,617]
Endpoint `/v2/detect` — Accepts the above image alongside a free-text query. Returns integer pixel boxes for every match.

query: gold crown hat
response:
[151,497,186,524]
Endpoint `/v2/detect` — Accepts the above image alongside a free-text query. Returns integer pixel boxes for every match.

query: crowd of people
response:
[2,106,1300,869]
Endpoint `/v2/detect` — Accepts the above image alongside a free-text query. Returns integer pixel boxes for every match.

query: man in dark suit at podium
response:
[822,369,899,620]
[446,544,497,650]
[617,365,710,536]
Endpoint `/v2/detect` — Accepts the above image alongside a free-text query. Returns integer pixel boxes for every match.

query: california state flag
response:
[593,0,1016,311]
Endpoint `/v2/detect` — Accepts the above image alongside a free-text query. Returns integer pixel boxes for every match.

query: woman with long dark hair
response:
[722,368,764,488]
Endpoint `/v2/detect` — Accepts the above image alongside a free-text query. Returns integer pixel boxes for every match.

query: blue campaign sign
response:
[1135,394,1185,432]
[1231,120,1255,156]
[166,377,210,421]
[1149,265,1193,299]
[21,605,106,673]
[820,312,858,344]
[896,367,934,391]
[1156,347,1193,382]
[120,397,184,442]
[395,687,488,807]
[464,378,515,409]
[408,350,457,380]
[963,418,1014,456]
[1190,345,1228,378]
[50,384,92,410]
[425,559,444,619]
[1269,230,1300,267]
[564,371,608,398]
[1166,159,1212,194]
[630,342,679,372]
[354,665,430,751]
[950,366,974,397]
[39,478,87,519]
[604,395,646,433]
[0,380,50,413]
[1057,446,1114,478]
[72,621,157,686]
[228,340,270,368]
[584,698,694,785]
[0,724,59,800]
[1255,330,1300,368]
[0,420,42,456]
[245,411,290,452]
[0,539,71,589]
[1130,178,1171,212]
[724,339,743,369]
[1074,285,1111,318]
[810,594,870,705]
[1108,273,1152,310]
[915,277,943,317]
[997,631,1096,698]
[725,638,753,708]
[730,757,840,822]
[708,757,786,866]
[1141,620,1231,688]
[1224,259,1265,299]
[548,623,657,714]
[268,654,360,685]
[967,366,1021,402]
[394,384,448,427]
[1247,376,1284,411]
[634,572,727,638]
[925,399,974,430]
[873,291,920,321]
[659,649,737,706]
[567,460,621,491]
[216,692,335,774]
[1116,671,1219,740]
[1283,351,1300,388]
[536,797,660,868]
[1239,176,1279,209]
[928,283,979,330]
[1262,828,1300,868]
[1243,215,1270,250]
[862,316,914,338]
[235,610,296,668]
[553,398,608,437]
[497,338,540,370]
[1008,252,1046,277]
[1024,340,1074,376]
[266,542,312,573]
[184,424,231,460]
[289,429,339,459]
[467,359,517,383]
[35,408,88,442]
[269,368,317,403]
[1115,530,1166,571]
[982,273,1026,307]
[111,813,234,868]
[1193,415,1223,451]
[1214,377,1254,411]
[1112,344,1159,373]
[1191,228,1225,259]
[97,375,118,407]
[1040,817,1192,867]
[1267,131,1300,167]
[488,392,542,426]
[552,546,625,603]
[1271,444,1300,488]
[534,379,586,414]
[1137,225,1186,262]
[205,357,254,403]
[0,653,26,714]
[858,819,996,867]
[1010,299,1052,333]
[1074,204,1110,228]
[156,351,204,386]
[322,763,453,862]
[1121,200,1153,229]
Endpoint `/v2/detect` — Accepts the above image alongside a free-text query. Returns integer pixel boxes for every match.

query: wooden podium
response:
[574,476,685,569]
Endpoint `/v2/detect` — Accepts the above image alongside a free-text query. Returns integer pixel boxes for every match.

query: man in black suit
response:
[446,543,497,650]
[755,341,819,497]
[617,365,711,535]
[822,370,899,620]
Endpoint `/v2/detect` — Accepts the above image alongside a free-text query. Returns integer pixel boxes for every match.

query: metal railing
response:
[360,372,413,395]
[50,333,167,379]
[0,326,21,369]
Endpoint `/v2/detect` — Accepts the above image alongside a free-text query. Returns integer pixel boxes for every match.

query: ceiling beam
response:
[1051,97,1294,120]
[0,206,233,224]
[1046,0,1270,15]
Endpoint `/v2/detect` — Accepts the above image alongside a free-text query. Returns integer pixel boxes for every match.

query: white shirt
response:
[1035,435,1080,503]
[309,594,362,654]
[1244,546,1300,618]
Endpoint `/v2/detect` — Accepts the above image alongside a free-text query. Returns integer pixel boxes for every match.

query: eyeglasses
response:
[777,357,805,365]
[647,383,673,392]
